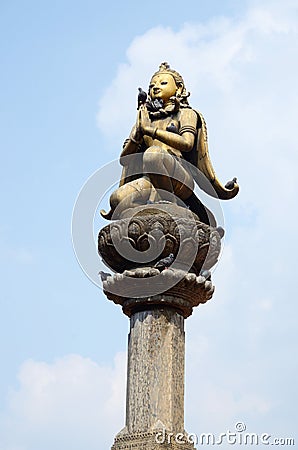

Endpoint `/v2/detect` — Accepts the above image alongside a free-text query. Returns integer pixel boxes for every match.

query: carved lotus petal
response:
[98,204,222,274]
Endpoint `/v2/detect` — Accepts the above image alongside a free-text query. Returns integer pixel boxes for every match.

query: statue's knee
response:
[143,146,162,170]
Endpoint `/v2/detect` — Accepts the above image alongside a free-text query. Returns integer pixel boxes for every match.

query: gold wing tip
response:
[100,208,113,220]
[224,183,239,199]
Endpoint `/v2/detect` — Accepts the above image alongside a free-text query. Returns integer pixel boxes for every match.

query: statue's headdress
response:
[150,62,190,106]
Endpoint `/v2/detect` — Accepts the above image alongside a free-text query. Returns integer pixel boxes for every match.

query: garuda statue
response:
[100,62,239,225]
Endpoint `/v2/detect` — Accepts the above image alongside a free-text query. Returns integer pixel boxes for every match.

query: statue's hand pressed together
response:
[101,62,239,223]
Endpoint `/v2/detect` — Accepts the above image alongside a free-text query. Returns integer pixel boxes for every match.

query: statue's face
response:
[149,73,178,103]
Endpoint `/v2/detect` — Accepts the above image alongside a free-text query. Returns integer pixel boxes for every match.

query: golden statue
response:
[101,62,239,224]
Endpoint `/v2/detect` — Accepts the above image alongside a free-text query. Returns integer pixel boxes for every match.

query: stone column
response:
[105,281,215,450]
[98,205,223,449]
[111,303,197,450]
[126,308,185,434]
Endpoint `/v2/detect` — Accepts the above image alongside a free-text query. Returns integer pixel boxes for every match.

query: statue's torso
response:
[143,108,197,158]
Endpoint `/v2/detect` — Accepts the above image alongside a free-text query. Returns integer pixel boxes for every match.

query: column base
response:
[111,430,196,449]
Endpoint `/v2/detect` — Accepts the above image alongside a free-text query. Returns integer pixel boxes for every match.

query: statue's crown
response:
[158,62,171,72]
[152,62,184,85]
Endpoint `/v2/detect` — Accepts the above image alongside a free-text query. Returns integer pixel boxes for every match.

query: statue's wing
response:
[194,110,239,200]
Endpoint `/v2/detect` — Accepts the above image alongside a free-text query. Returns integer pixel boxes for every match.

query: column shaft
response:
[126,307,185,434]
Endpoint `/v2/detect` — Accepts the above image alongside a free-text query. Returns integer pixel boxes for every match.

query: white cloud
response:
[0,354,126,450]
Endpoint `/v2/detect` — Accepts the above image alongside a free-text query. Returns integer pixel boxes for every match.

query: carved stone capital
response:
[98,203,222,276]
[103,268,214,318]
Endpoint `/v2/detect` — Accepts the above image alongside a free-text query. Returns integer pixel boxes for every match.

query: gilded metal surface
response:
[101,62,239,221]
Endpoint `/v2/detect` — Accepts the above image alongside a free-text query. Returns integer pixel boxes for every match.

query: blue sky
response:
[1,0,297,449]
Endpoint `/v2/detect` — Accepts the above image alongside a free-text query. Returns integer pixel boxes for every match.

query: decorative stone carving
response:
[102,268,214,318]
[98,203,221,317]
[111,431,196,450]
[98,203,222,276]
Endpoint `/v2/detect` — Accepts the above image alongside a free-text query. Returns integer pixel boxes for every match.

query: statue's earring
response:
[176,83,183,99]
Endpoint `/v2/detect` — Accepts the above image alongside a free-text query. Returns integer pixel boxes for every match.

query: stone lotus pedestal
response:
[98,204,223,449]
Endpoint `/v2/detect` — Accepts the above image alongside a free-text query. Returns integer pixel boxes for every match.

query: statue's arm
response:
[120,125,143,165]
[142,108,198,153]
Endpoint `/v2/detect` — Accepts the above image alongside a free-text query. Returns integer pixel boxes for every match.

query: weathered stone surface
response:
[126,309,184,433]
[98,204,222,275]
[111,430,196,449]
[102,268,214,318]
[110,308,196,450]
